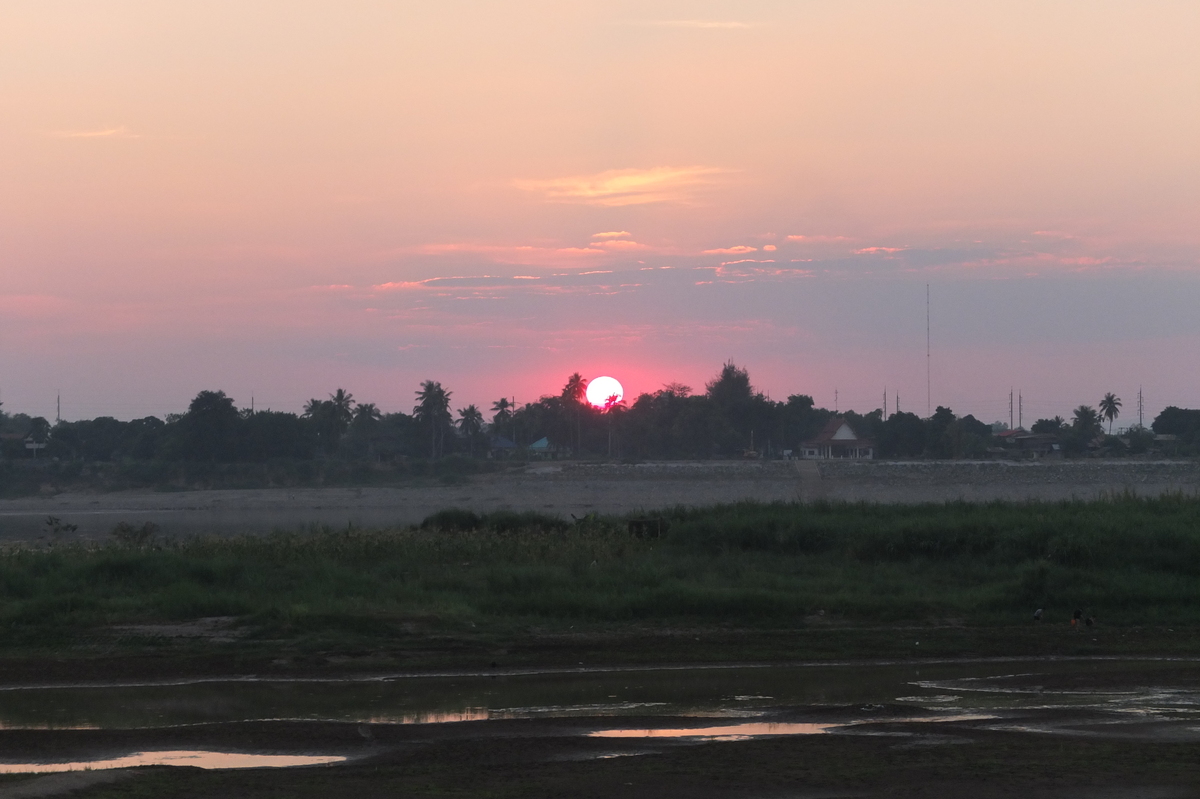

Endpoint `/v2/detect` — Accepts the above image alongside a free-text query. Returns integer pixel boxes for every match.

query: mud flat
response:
[2,658,1200,798]
[0,460,1196,542]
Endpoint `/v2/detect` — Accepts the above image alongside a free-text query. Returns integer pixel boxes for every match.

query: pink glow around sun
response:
[585,376,624,409]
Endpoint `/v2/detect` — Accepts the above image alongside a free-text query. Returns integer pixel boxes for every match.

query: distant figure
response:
[1033,608,1043,622]
[1072,609,1083,629]
[1085,616,1095,627]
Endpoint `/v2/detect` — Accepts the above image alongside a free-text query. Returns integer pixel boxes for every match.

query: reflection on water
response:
[0,750,346,774]
[0,658,1197,736]
[591,722,836,741]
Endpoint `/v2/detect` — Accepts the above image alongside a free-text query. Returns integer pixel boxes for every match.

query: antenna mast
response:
[925,283,931,417]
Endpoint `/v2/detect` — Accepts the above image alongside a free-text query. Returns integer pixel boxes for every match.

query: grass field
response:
[3,496,1199,657]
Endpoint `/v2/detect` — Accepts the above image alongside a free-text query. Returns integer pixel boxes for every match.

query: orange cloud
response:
[592,231,632,239]
[591,239,650,251]
[786,235,851,243]
[49,126,139,139]
[703,245,757,255]
[514,166,728,206]
[410,242,605,266]
[635,20,753,29]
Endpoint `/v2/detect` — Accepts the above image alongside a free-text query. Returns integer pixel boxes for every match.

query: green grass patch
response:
[1,497,1199,651]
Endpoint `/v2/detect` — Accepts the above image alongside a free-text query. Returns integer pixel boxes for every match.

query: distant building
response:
[801,417,874,460]
[527,436,560,458]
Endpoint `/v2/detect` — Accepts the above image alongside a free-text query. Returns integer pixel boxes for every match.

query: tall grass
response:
[1,497,1199,645]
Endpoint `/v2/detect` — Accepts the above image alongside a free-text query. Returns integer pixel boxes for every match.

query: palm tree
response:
[414,380,453,458]
[490,398,513,439]
[329,388,355,433]
[561,373,588,456]
[1072,405,1102,439]
[351,402,381,429]
[457,404,484,457]
[303,397,340,453]
[1099,393,1122,434]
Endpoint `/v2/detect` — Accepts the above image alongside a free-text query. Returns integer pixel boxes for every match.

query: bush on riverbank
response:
[1,497,1198,647]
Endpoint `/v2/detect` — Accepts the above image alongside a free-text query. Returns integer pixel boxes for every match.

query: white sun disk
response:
[585,376,624,409]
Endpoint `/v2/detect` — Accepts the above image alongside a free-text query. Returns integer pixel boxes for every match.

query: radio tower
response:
[926,284,931,417]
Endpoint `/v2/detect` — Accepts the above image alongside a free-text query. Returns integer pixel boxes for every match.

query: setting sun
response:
[585,376,623,410]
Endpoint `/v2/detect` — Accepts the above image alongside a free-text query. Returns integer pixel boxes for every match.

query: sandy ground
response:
[1,460,1197,543]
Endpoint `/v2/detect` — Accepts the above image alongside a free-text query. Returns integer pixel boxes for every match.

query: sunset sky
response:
[2,1,1198,426]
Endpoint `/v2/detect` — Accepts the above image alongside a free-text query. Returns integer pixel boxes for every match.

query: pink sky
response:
[2,1,1198,426]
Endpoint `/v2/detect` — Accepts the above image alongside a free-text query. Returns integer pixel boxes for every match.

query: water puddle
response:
[0,657,1196,761]
[0,751,346,774]
[590,722,836,741]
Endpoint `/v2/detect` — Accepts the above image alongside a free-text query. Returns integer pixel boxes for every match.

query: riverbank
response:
[0,498,1199,683]
[2,460,1197,543]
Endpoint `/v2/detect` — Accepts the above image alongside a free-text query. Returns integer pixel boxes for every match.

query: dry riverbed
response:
[1,460,1197,542]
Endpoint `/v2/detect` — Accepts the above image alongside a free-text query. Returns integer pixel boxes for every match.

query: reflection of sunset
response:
[589,722,835,740]
[0,750,346,774]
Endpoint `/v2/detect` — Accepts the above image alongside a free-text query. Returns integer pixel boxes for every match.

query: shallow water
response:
[0,751,345,774]
[0,658,1196,730]
[1,658,1197,773]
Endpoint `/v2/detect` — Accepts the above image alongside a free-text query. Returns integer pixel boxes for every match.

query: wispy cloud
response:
[633,20,753,29]
[786,234,851,243]
[591,239,650,251]
[703,245,757,255]
[592,231,632,239]
[854,247,906,255]
[49,126,139,139]
[514,166,728,207]
[409,242,605,266]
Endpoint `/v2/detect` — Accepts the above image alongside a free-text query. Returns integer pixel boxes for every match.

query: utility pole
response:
[896,393,900,414]
[1018,392,1023,430]
[56,392,61,424]
[883,387,887,418]
[834,388,838,413]
[1138,386,1144,428]
[1009,388,1014,431]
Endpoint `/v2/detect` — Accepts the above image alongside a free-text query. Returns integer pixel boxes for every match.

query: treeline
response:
[0,362,1193,464]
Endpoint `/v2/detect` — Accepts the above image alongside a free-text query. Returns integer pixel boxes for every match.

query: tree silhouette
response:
[1031,416,1067,435]
[490,398,513,439]
[414,381,453,458]
[1072,405,1102,439]
[351,402,381,427]
[706,361,753,408]
[182,390,240,460]
[329,388,355,432]
[561,373,588,455]
[1099,392,1122,434]
[457,404,484,457]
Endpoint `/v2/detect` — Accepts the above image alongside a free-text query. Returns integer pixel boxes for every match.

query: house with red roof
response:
[800,417,874,459]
